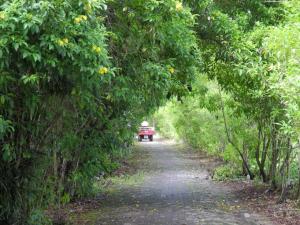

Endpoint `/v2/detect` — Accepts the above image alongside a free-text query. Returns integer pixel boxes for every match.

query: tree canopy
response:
[0,0,299,224]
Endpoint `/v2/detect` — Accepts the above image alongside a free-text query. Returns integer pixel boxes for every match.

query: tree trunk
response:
[219,89,254,179]
[242,142,249,176]
[261,133,270,182]
[297,150,300,199]
[255,123,270,183]
[269,129,279,191]
[278,138,291,203]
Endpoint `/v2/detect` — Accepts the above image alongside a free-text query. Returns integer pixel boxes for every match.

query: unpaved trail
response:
[77,139,272,225]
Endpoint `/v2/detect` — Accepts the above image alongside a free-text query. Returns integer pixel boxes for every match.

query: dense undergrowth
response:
[0,0,299,224]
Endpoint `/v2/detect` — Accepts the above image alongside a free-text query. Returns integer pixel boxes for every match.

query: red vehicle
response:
[138,126,155,142]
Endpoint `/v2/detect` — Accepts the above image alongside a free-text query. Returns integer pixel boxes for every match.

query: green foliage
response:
[27,209,51,225]
[1,0,299,223]
[156,0,300,201]
[0,0,111,222]
[154,103,179,139]
[213,164,243,181]
[0,0,199,224]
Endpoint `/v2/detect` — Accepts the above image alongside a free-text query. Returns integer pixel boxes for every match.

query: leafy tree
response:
[156,0,300,203]
[0,0,199,224]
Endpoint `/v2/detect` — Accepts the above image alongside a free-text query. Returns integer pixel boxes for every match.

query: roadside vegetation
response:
[0,0,299,224]
[155,0,300,204]
[0,1,198,224]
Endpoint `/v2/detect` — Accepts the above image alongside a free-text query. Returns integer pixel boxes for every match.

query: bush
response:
[213,165,244,181]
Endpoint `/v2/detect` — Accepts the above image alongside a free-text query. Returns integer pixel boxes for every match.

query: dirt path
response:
[74,139,273,225]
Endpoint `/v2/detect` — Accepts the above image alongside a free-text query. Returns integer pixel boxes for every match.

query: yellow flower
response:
[74,17,81,23]
[62,38,69,44]
[57,38,68,46]
[74,15,87,24]
[92,45,101,53]
[98,67,108,75]
[168,67,175,74]
[0,11,5,20]
[57,39,64,46]
[175,1,183,11]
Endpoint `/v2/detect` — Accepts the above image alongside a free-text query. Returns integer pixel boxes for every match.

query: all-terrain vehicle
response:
[138,126,155,142]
